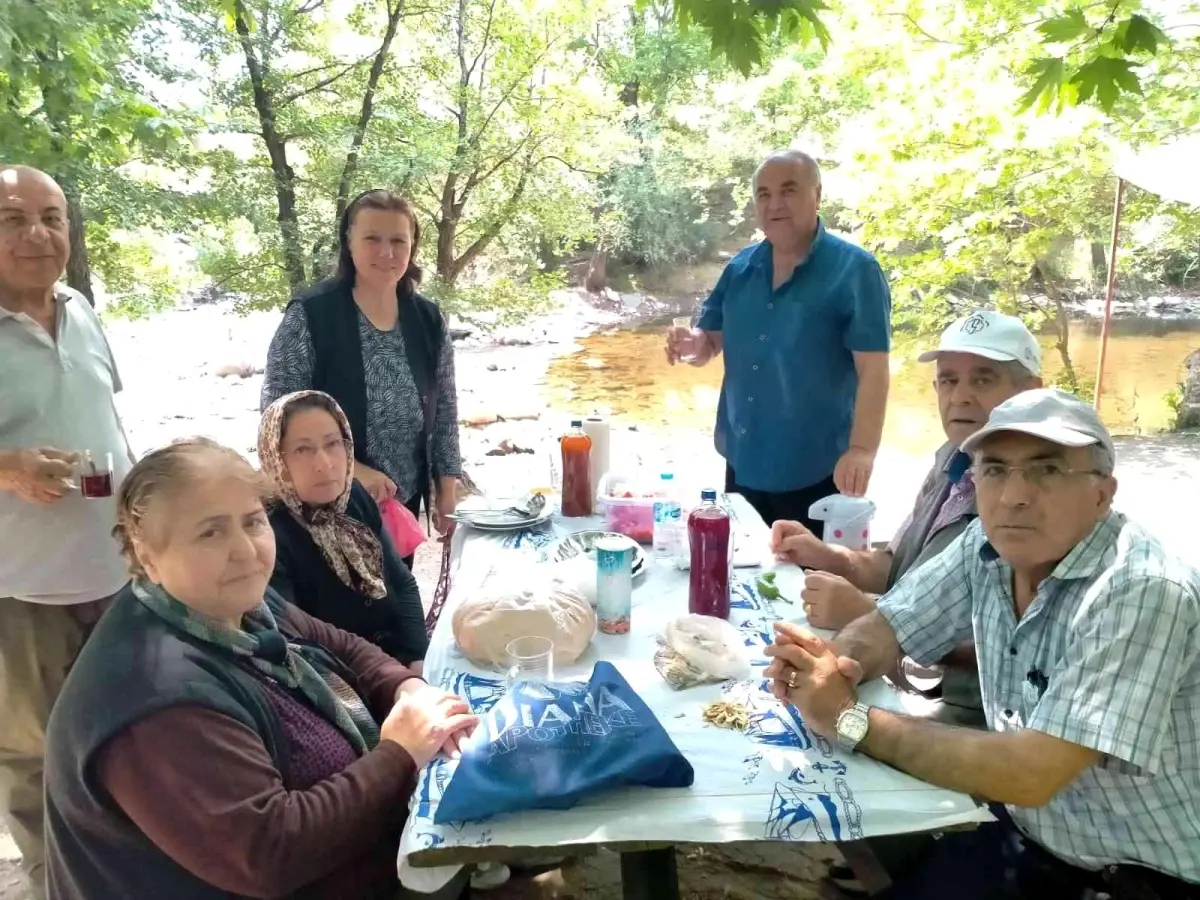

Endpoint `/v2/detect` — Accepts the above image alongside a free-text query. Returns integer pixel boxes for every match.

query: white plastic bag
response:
[654,614,750,689]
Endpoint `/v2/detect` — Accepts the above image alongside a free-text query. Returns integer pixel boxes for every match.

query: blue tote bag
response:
[434,661,694,823]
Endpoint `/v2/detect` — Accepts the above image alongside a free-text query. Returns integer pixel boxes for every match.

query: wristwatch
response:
[835,702,871,752]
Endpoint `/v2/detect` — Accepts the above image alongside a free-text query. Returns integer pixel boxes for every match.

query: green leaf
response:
[1112,14,1167,55]
[1036,8,1089,44]
[1070,56,1142,112]
[1017,57,1065,113]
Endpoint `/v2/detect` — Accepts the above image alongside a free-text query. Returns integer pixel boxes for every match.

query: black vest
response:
[291,279,446,510]
[268,481,429,664]
[44,589,313,899]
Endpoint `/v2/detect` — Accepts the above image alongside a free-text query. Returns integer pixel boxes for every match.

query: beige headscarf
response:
[258,391,387,600]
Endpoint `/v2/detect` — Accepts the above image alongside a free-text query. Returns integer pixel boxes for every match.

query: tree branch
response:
[883,13,963,46]
[465,0,498,86]
[278,58,369,107]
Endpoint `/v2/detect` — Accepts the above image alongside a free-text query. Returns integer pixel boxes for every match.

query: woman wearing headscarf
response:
[259,390,428,671]
[261,190,461,551]
[43,438,474,899]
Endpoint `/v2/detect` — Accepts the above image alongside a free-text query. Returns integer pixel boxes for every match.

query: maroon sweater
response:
[94,607,419,899]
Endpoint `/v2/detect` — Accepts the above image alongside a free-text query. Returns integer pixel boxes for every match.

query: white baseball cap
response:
[960,387,1116,472]
[917,310,1042,376]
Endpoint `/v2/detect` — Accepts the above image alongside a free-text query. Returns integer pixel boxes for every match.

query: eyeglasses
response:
[971,461,1105,488]
[285,438,350,462]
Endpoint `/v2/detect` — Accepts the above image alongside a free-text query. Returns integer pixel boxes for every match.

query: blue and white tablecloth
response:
[397,496,990,891]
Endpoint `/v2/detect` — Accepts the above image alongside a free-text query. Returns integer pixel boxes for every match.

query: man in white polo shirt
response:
[0,165,133,900]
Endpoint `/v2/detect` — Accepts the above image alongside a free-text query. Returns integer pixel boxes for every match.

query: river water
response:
[546,316,1200,459]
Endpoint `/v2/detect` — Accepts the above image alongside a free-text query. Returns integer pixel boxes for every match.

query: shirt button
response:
[1009,647,1017,656]
[748,396,754,402]
[767,303,774,310]
[740,428,747,435]
[1004,708,1014,718]
[752,365,759,371]
[759,335,766,341]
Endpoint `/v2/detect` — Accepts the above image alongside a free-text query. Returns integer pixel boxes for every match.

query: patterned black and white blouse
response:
[261,302,462,503]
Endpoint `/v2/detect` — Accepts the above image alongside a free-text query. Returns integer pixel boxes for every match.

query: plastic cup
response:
[505,636,555,687]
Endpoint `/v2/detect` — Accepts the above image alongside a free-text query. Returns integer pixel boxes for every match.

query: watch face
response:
[839,707,869,743]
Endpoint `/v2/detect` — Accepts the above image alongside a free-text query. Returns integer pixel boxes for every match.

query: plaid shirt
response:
[876,512,1200,883]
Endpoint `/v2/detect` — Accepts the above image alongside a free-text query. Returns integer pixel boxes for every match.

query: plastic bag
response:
[434,661,694,823]
[452,567,596,668]
[654,614,750,690]
[380,498,425,558]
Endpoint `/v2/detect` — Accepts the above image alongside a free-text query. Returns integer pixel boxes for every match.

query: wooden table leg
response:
[837,840,894,895]
[619,847,679,900]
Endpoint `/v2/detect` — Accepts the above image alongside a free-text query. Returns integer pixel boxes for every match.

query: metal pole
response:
[1094,177,1126,412]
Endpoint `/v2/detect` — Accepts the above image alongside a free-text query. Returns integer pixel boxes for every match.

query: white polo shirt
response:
[0,287,132,604]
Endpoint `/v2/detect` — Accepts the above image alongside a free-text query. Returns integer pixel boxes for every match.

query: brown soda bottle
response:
[560,420,593,517]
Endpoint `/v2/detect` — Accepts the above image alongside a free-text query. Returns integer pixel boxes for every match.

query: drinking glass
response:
[673,316,698,363]
[505,636,555,688]
[78,450,115,499]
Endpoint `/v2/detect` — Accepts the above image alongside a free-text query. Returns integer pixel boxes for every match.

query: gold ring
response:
[786,670,798,689]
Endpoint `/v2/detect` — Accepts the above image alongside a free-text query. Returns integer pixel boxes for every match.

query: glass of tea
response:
[79,450,115,499]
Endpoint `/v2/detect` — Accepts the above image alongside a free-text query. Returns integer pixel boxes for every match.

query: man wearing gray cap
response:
[767,388,1200,897]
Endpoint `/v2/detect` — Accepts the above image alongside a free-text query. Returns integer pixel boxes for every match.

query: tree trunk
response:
[61,181,94,304]
[235,0,307,292]
[585,246,607,293]
[1052,291,1077,389]
[435,214,459,283]
[333,0,406,223]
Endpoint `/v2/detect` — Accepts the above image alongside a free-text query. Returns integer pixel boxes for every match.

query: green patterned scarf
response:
[132,579,380,754]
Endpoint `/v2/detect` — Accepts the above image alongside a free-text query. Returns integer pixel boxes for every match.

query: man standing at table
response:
[664,149,891,528]
[0,165,134,900]
[767,389,1200,899]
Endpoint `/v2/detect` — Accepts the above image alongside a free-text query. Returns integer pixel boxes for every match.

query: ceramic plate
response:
[552,531,647,577]
[461,511,554,532]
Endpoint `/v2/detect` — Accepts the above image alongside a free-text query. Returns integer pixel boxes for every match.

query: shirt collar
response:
[755,217,826,272]
[977,510,1124,581]
[0,285,71,322]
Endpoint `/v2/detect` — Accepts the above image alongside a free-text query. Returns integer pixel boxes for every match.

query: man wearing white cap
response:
[771,311,1042,644]
[767,388,1200,898]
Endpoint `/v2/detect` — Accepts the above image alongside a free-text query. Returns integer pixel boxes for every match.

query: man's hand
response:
[802,571,876,631]
[0,448,80,505]
[355,462,397,504]
[833,446,875,497]
[765,622,862,738]
[771,519,839,571]
[664,326,711,367]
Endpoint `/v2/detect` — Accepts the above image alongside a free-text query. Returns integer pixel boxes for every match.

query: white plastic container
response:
[807,494,876,551]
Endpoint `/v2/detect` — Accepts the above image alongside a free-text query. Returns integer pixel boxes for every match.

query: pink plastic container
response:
[595,495,655,544]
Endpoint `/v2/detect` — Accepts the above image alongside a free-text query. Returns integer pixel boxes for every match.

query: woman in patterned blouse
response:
[262,191,462,540]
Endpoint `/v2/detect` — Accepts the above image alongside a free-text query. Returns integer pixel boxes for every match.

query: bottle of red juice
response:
[688,489,731,619]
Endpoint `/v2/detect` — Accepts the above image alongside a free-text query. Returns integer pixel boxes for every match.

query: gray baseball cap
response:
[961,387,1116,469]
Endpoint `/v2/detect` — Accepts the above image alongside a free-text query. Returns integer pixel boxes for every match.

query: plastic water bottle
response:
[652,473,682,557]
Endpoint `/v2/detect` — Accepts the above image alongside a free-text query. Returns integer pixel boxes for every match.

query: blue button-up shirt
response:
[696,222,891,492]
[877,512,1200,883]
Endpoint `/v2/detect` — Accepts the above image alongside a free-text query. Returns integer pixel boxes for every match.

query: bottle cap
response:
[570,419,583,427]
[701,488,717,501]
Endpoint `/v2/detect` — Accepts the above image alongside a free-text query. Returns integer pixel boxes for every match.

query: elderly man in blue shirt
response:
[665,150,891,528]
[767,389,1199,899]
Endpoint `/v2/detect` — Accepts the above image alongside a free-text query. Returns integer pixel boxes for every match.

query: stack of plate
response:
[452,494,553,532]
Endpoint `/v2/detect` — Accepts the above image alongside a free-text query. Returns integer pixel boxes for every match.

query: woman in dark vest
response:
[44,438,475,900]
[261,190,462,556]
[259,390,428,673]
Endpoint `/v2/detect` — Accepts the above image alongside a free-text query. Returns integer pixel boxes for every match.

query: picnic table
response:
[398,496,990,898]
